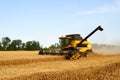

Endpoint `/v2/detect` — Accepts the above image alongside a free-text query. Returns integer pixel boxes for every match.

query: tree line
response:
[0,37,60,51]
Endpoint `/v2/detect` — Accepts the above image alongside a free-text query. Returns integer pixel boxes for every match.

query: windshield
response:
[59,38,71,47]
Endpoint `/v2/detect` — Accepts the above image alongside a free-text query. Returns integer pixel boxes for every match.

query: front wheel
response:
[66,50,74,59]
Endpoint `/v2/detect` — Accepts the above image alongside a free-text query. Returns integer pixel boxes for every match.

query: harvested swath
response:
[0,51,99,60]
[0,56,65,66]
[0,51,43,60]
[0,51,65,65]
[0,51,100,66]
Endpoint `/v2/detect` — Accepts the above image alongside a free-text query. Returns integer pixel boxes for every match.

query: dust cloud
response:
[93,44,120,55]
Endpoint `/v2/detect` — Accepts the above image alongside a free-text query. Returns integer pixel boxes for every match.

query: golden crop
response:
[0,51,120,80]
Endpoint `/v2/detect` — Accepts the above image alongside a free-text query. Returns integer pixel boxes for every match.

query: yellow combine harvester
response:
[39,26,103,60]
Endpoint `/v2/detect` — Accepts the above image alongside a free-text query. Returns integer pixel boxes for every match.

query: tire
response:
[67,50,73,59]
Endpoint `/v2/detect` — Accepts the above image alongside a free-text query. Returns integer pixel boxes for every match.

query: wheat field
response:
[0,51,120,80]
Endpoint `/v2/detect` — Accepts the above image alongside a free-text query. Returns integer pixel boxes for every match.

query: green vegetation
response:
[0,37,61,51]
[0,37,42,51]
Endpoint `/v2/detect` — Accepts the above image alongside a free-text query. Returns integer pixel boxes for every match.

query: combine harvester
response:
[39,26,103,60]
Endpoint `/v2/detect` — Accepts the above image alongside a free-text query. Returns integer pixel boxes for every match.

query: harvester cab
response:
[59,34,82,50]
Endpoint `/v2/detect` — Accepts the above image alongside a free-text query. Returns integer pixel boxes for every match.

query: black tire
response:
[66,50,74,59]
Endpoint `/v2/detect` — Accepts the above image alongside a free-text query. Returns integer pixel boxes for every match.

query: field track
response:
[0,51,120,80]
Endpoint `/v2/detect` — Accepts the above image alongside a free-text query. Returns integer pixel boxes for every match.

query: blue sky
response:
[0,0,120,47]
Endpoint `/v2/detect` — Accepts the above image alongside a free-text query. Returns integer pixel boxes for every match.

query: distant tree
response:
[22,43,25,50]
[49,44,56,50]
[48,43,60,50]
[1,37,11,50]
[0,42,3,50]
[43,47,49,50]
[10,39,22,50]
[25,41,40,50]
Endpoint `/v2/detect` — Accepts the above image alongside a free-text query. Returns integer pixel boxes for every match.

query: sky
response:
[0,0,120,47]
